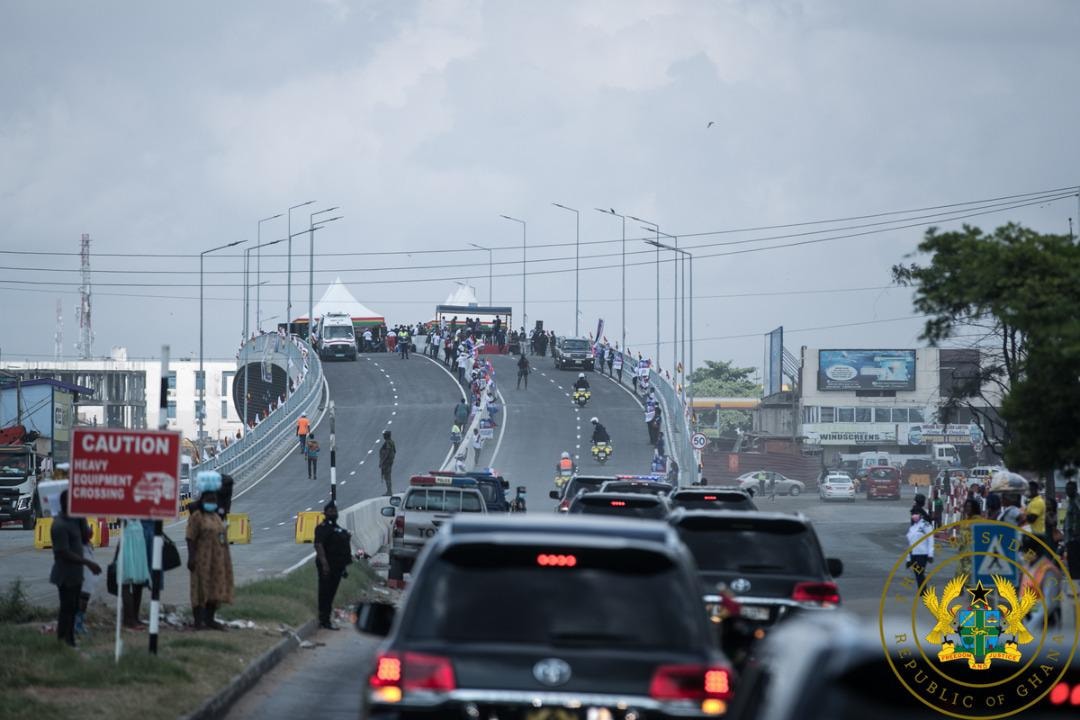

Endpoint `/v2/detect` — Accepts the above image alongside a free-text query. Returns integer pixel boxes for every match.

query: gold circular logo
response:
[879,518,1078,719]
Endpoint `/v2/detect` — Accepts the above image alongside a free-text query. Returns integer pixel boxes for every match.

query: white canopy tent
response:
[292,277,385,327]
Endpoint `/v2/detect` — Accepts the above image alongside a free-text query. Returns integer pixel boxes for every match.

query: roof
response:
[292,277,384,322]
[0,378,94,395]
[446,514,675,546]
[444,283,479,306]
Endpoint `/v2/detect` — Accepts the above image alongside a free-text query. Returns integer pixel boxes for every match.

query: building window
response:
[221,371,234,395]
[820,407,835,423]
[803,406,820,424]
[221,400,229,420]
[875,407,891,423]
[167,371,177,391]
[891,408,909,423]
[195,400,205,419]
[855,407,872,423]
[909,408,925,423]
[837,407,855,423]
[195,371,206,391]
[167,401,177,420]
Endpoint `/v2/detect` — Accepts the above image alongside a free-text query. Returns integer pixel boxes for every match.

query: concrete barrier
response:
[339,496,393,556]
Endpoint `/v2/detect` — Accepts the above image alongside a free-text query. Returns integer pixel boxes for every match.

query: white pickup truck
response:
[384,475,487,584]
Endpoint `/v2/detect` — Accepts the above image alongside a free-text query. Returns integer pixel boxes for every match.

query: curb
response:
[179,618,319,720]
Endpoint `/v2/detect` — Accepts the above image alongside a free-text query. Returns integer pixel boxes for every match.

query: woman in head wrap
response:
[185,471,234,630]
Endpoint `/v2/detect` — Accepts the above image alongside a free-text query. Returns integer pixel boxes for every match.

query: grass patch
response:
[0,579,54,623]
[0,560,374,720]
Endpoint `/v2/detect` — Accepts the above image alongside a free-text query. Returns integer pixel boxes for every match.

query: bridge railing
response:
[192,334,325,486]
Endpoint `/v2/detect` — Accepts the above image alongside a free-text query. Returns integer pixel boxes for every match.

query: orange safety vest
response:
[296,417,310,435]
[559,457,574,472]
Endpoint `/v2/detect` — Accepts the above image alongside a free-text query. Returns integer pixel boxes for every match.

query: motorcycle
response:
[554,468,573,489]
[591,441,613,464]
[572,388,591,407]
[511,486,528,512]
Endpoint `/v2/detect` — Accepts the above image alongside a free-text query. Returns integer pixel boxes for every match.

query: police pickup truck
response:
[384,475,487,584]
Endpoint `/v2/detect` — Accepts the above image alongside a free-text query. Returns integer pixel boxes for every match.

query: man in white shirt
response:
[906,513,935,591]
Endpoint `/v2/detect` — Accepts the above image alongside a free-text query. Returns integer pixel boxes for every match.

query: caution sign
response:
[972,522,1019,589]
[69,428,182,521]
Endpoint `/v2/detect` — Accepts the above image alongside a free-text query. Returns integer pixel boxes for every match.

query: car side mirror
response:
[827,558,844,578]
[380,506,395,517]
[747,487,756,497]
[355,601,395,636]
[549,490,560,500]
[389,496,402,507]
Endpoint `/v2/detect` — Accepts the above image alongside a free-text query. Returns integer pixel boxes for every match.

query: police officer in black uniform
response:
[313,502,352,630]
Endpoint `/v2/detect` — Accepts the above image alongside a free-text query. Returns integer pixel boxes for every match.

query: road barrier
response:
[35,517,110,549]
[191,332,325,493]
[294,511,324,543]
[338,496,393,557]
[227,513,251,544]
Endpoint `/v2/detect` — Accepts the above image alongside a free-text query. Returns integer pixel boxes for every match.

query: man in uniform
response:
[379,430,396,495]
[313,502,352,630]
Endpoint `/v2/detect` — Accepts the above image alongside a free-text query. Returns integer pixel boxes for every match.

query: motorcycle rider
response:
[590,417,610,444]
[555,451,576,480]
[574,373,590,391]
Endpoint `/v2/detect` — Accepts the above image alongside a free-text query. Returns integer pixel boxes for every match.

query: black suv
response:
[669,510,842,665]
[598,479,675,496]
[553,336,595,370]
[549,474,613,512]
[569,491,671,520]
[356,515,735,719]
[669,487,757,511]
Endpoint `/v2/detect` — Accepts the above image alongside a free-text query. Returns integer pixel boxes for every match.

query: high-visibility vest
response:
[559,457,574,472]
[296,417,310,435]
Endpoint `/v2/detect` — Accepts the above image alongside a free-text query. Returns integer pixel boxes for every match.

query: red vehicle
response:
[864,465,901,500]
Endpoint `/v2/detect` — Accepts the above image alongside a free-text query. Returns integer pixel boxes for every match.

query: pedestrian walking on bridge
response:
[296,412,310,454]
[517,354,530,389]
[379,430,396,495]
[305,433,320,480]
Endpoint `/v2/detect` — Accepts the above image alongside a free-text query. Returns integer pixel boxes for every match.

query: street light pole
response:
[242,237,286,426]
[552,203,580,336]
[467,243,493,304]
[309,208,342,336]
[595,208,627,353]
[286,201,315,332]
[201,239,246,444]
[500,215,527,332]
[630,216,662,368]
[256,214,282,333]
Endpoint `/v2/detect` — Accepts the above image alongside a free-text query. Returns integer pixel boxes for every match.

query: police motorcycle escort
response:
[572,372,592,407]
[590,417,613,465]
[554,451,576,489]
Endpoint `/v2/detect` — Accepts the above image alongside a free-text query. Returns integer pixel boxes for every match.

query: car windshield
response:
[474,481,502,505]
[405,545,699,650]
[570,496,667,520]
[0,454,29,478]
[672,492,755,511]
[869,468,896,480]
[827,477,853,484]
[677,520,824,576]
[563,477,606,500]
[323,325,354,340]
[405,489,483,512]
[562,339,590,351]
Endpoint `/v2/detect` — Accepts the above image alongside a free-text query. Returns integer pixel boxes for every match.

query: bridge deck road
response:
[0,353,460,608]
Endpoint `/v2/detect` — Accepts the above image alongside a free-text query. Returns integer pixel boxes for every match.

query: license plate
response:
[740,605,771,621]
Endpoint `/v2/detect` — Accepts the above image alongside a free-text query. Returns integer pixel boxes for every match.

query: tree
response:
[893,222,1080,504]
[689,360,759,435]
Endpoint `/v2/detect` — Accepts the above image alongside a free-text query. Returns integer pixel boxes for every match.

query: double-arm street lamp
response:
[467,243,493,305]
[646,239,693,405]
[200,239,247,443]
[595,208,627,352]
[552,203,580,336]
[308,208,342,335]
[499,215,527,332]
[629,216,663,367]
[641,226,680,378]
[287,201,316,331]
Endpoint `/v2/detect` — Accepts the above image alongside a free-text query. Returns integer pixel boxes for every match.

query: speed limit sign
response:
[691,433,707,450]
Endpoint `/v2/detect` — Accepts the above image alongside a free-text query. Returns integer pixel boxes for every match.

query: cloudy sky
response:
[2,0,1078,377]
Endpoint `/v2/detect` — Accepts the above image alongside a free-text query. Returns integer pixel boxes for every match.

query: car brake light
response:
[702,495,717,501]
[537,553,577,567]
[792,581,841,606]
[649,664,733,702]
[369,651,456,697]
[393,515,405,538]
[610,500,627,507]
[1049,682,1069,704]
[558,499,570,512]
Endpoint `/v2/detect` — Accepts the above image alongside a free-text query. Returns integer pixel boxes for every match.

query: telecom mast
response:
[75,233,93,359]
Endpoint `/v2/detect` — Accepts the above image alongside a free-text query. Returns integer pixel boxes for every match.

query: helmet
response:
[301,412,308,417]
[579,373,585,379]
[561,451,570,459]
[590,417,599,424]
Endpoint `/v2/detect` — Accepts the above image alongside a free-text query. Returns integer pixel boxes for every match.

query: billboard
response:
[817,349,916,391]
[69,428,182,520]
[804,423,897,445]
[763,327,783,396]
[906,423,983,446]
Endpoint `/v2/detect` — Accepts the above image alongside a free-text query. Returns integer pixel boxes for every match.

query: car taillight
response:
[558,499,570,512]
[792,581,840,607]
[649,664,733,703]
[610,500,627,507]
[369,651,456,701]
[393,515,405,538]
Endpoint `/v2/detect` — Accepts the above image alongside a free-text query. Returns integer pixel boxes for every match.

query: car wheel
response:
[789,485,801,497]
[388,555,405,582]
[21,509,36,530]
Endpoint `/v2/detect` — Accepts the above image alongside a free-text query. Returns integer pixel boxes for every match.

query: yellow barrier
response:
[294,511,324,544]
[35,518,109,549]
[227,513,251,544]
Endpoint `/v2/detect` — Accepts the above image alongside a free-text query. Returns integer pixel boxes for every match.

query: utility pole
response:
[148,345,168,655]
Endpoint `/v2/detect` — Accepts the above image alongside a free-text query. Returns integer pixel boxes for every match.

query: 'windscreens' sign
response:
[817,349,916,391]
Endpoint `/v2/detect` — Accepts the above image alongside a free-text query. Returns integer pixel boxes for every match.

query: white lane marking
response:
[262,527,271,531]
[489,385,509,467]
[283,552,317,575]
[350,470,356,475]
[305,507,312,512]
[277,522,286,526]
[340,481,346,485]
[367,449,373,454]
[387,420,393,424]
[392,411,397,415]
[359,460,365,465]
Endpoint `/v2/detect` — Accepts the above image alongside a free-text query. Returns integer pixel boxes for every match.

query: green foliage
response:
[894,223,1080,485]
[689,360,760,434]
[0,579,52,624]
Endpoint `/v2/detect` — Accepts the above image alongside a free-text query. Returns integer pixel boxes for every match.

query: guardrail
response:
[192,334,325,488]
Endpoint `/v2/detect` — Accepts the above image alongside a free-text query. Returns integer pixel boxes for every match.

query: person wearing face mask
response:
[313,502,353,630]
[186,473,234,630]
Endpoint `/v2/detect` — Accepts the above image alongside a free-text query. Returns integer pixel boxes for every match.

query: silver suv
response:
[384,476,487,585]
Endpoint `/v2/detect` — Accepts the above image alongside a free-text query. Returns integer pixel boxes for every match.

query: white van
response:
[316,312,358,361]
